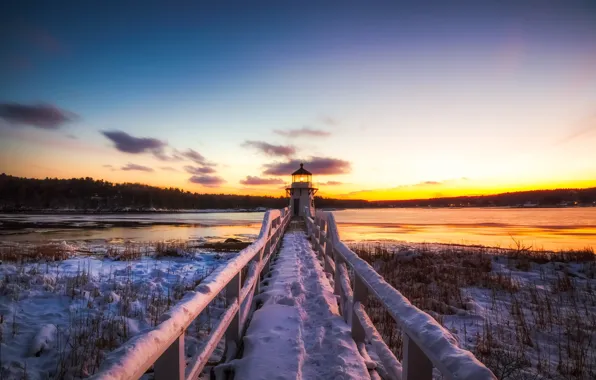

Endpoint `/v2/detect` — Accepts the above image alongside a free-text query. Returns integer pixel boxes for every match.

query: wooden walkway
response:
[231,226,371,379]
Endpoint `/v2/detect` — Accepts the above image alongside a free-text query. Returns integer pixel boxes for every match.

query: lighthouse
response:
[286,163,317,217]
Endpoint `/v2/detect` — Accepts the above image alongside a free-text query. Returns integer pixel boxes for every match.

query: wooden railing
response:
[91,208,291,380]
[305,209,497,380]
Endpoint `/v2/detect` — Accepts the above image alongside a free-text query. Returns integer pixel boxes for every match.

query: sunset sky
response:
[1,1,595,200]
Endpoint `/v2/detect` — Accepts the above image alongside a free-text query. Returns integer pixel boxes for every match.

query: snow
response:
[341,237,596,379]
[336,241,494,379]
[230,230,370,379]
[0,253,224,379]
[91,209,287,379]
[29,324,57,357]
[321,212,496,380]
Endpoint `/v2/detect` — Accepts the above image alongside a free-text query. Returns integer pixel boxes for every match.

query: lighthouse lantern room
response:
[286,163,317,217]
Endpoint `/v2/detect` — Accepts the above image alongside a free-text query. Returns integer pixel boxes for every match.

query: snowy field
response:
[1,229,594,379]
[0,240,239,379]
[351,242,596,380]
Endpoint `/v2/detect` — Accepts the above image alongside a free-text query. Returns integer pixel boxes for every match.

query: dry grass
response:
[0,237,252,265]
[350,243,596,380]
[154,240,190,258]
[105,244,146,261]
[0,244,71,263]
[198,241,252,252]
[0,257,220,378]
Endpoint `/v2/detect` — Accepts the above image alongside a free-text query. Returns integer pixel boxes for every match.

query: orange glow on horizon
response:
[5,165,594,202]
[322,179,596,201]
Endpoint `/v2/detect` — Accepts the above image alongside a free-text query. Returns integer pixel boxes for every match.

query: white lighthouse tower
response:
[286,163,317,217]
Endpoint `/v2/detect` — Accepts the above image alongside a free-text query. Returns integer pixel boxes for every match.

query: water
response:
[1,208,594,250]
[334,208,596,250]
[0,212,264,243]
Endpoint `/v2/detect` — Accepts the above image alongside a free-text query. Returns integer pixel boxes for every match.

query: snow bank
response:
[29,324,57,357]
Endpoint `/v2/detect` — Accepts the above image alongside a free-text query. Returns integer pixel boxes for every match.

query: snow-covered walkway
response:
[231,229,370,379]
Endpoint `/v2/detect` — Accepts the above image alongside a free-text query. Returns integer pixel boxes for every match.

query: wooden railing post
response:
[254,246,265,293]
[318,218,326,257]
[154,334,185,380]
[333,251,342,296]
[265,240,273,275]
[311,217,318,245]
[351,274,368,344]
[324,216,334,274]
[224,272,241,360]
[403,333,433,380]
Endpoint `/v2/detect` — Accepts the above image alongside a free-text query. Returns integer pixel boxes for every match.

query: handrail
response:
[304,208,496,380]
[91,208,291,380]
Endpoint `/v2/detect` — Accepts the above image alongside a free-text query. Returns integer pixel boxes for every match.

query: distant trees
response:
[0,174,288,211]
[372,188,596,208]
[0,173,594,212]
[0,174,368,211]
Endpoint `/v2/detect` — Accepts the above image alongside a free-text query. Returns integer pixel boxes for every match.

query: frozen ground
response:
[230,230,370,380]
[0,240,236,379]
[1,231,593,379]
[352,242,596,380]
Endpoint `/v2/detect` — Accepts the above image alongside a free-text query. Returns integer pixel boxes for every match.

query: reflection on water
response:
[0,212,264,227]
[333,208,596,251]
[1,208,594,251]
[2,224,262,243]
[0,212,264,243]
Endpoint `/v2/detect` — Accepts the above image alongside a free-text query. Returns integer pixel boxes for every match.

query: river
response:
[0,208,594,251]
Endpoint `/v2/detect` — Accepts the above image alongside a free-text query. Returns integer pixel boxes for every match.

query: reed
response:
[350,242,596,379]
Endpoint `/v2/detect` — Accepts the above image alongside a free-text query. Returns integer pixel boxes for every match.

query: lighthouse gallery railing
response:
[90,208,291,380]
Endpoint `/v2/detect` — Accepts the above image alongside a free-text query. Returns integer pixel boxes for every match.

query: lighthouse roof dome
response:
[292,163,311,175]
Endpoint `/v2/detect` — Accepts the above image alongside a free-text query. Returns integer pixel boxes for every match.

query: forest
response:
[0,174,368,211]
[0,173,593,212]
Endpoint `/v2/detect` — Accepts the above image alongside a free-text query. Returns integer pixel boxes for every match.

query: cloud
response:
[121,163,154,172]
[102,130,166,154]
[320,181,343,186]
[320,116,338,126]
[240,176,285,185]
[0,103,78,129]
[189,175,226,187]
[557,113,596,144]
[262,157,351,176]
[421,181,441,185]
[177,148,215,166]
[160,166,178,172]
[274,127,331,138]
[101,130,187,161]
[559,115,596,144]
[184,165,216,175]
[242,141,296,157]
[152,149,183,162]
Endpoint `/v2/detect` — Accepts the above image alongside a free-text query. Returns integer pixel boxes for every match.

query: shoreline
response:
[0,204,593,215]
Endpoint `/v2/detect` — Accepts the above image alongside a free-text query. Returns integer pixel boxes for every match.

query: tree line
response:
[0,174,367,211]
[373,188,596,208]
[1,174,593,212]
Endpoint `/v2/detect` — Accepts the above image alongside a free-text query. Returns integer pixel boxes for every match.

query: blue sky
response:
[1,1,595,199]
